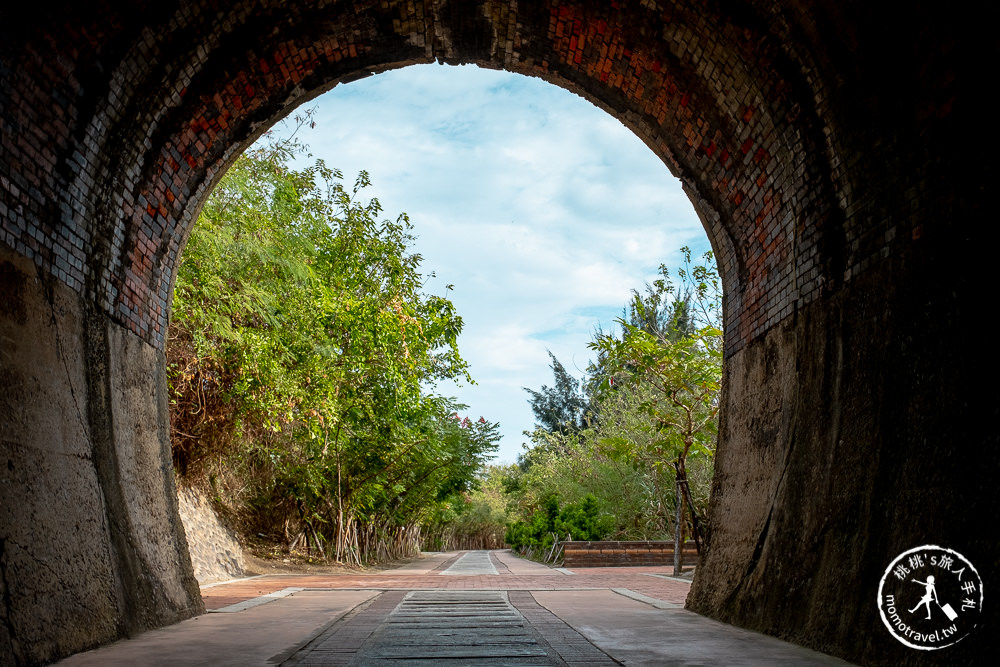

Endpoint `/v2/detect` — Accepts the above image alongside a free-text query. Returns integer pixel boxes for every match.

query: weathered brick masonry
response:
[562,541,698,568]
[1,2,995,665]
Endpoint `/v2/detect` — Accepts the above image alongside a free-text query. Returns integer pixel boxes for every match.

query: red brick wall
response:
[562,541,698,568]
[1,1,860,354]
[1,3,994,665]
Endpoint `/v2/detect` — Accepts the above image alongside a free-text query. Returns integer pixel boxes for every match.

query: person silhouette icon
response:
[908,575,939,620]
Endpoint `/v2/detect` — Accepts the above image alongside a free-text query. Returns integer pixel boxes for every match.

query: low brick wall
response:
[562,541,698,568]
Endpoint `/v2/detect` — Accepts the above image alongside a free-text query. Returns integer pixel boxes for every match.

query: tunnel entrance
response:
[1,3,994,665]
[167,62,717,578]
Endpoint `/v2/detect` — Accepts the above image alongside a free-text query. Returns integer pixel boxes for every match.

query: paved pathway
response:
[439,550,499,576]
[59,550,852,665]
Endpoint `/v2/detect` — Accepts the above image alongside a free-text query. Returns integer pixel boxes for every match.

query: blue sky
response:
[273,63,709,463]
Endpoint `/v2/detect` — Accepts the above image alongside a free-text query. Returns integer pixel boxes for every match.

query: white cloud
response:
[276,63,709,463]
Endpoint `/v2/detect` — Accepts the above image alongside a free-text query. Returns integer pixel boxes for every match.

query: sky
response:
[269,63,710,464]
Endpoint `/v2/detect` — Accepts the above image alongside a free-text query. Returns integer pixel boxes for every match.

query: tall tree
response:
[590,248,722,568]
[168,125,495,563]
[523,351,589,435]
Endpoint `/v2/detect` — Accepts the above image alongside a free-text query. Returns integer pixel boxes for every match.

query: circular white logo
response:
[877,545,983,650]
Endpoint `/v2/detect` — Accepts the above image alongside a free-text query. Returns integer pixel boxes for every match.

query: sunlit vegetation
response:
[502,249,722,565]
[168,113,720,568]
[168,125,498,564]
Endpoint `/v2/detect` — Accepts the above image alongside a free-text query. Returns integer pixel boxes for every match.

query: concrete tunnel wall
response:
[0,1,997,665]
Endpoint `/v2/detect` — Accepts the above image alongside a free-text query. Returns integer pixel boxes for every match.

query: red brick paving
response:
[201,561,691,611]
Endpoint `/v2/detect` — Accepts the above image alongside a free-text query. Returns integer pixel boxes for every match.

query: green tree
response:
[504,492,612,562]
[499,250,721,566]
[168,126,494,564]
[523,351,588,435]
[422,463,511,551]
[502,425,665,543]
[590,248,721,568]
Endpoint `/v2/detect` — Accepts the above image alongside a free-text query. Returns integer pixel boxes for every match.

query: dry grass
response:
[241,546,425,575]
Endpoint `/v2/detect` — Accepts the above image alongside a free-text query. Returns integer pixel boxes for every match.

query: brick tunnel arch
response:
[0,2,995,665]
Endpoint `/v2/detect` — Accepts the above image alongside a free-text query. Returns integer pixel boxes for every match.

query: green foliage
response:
[523,352,589,435]
[557,494,613,541]
[588,247,721,550]
[508,248,722,556]
[504,493,612,552]
[168,125,495,564]
[420,463,512,551]
[504,427,665,541]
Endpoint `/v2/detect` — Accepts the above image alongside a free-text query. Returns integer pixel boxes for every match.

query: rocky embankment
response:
[176,484,246,584]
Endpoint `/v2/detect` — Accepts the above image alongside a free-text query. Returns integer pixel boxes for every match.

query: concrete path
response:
[439,550,498,576]
[58,550,852,666]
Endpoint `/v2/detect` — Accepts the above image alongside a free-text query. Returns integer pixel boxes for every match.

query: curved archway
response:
[1,2,994,664]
